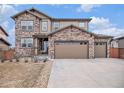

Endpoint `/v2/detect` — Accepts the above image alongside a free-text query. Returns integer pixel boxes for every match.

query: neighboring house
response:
[0,26,10,50]
[12,8,113,59]
[110,36,124,58]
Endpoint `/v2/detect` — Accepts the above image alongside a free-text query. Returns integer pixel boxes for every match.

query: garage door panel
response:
[95,42,107,58]
[55,44,88,59]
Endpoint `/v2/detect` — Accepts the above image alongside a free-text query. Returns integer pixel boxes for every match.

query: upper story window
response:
[79,22,85,28]
[21,21,33,31]
[21,37,33,48]
[53,22,60,30]
[41,21,48,32]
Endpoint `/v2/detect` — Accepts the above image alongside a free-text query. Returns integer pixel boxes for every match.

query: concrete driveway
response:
[48,58,124,88]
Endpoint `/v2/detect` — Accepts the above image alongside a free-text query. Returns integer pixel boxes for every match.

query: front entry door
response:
[40,38,48,54]
[43,41,48,53]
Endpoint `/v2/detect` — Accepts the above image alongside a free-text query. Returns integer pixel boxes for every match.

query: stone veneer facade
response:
[15,12,41,56]
[48,27,111,59]
[14,10,89,57]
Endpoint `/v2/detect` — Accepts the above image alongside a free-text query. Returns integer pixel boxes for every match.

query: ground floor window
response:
[21,37,33,48]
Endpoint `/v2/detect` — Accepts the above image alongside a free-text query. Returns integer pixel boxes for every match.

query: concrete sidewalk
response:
[48,59,124,88]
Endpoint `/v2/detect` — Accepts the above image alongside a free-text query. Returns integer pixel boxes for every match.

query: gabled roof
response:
[12,8,92,22]
[12,7,52,19]
[27,10,44,19]
[48,25,95,36]
[11,10,27,19]
[29,8,52,19]
[94,34,113,39]
[0,26,9,36]
[112,36,124,40]
[48,25,113,39]
[52,18,92,22]
[0,38,11,46]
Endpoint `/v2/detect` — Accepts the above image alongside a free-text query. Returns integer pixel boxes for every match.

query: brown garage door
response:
[95,42,107,58]
[55,41,88,59]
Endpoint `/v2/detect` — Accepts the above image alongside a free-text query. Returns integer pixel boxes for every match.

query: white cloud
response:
[0,4,18,47]
[77,4,101,12]
[1,21,9,29]
[50,4,61,8]
[0,4,18,22]
[0,5,17,15]
[8,26,15,47]
[50,4,69,9]
[90,17,113,30]
[0,5,18,47]
[13,4,20,7]
[90,16,124,36]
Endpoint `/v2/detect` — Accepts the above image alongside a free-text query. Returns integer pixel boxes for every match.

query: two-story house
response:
[12,8,112,59]
[0,26,10,50]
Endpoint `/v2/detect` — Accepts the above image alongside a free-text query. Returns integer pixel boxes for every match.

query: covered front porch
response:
[33,34,48,56]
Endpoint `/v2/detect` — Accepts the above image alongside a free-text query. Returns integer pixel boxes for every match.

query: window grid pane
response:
[42,21,48,31]
[21,38,33,48]
[22,26,27,30]
[21,21,33,31]
[79,22,85,27]
[53,22,59,30]
[28,26,33,30]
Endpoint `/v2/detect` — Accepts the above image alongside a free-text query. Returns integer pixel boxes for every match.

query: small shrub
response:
[43,58,47,63]
[10,59,13,62]
[25,60,28,63]
[34,60,38,63]
[16,59,19,62]
[1,59,5,63]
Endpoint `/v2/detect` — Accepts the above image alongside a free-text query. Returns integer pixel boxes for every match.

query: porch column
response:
[89,39,95,59]
[34,38,38,55]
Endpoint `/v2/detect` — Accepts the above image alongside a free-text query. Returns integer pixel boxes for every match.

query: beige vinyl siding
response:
[0,40,9,50]
[0,34,7,41]
[0,29,7,41]
[52,21,88,31]
[83,22,88,30]
[118,39,124,48]
[60,21,79,28]
[30,11,48,19]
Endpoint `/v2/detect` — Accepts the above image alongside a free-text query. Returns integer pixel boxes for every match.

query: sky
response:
[0,4,124,47]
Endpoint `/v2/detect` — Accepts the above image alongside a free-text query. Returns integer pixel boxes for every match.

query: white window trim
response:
[79,22,85,28]
[21,37,33,48]
[41,21,48,32]
[53,22,60,30]
[21,21,34,31]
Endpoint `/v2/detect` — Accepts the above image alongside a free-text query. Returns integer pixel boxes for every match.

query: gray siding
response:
[118,39,124,48]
